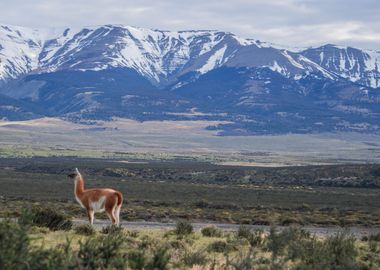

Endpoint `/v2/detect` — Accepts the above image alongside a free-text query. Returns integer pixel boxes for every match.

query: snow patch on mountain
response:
[268,61,287,75]
[301,44,380,88]
[281,51,304,69]
[297,55,335,80]
[0,23,379,89]
[198,45,227,74]
[232,36,257,46]
[0,24,41,80]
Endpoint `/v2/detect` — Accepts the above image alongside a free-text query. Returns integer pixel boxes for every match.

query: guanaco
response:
[68,168,123,226]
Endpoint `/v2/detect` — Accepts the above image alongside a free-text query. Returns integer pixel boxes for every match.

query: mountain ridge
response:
[1,23,379,87]
[0,23,379,134]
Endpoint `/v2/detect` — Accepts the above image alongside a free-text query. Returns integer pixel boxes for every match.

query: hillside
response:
[0,24,379,134]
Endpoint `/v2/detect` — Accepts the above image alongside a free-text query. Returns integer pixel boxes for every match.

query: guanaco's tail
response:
[115,191,123,207]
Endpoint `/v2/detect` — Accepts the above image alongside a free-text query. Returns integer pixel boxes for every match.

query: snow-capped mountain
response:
[0,23,380,134]
[1,23,379,87]
[301,44,380,88]
[0,24,257,84]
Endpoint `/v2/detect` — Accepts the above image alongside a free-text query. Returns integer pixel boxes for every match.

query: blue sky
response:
[1,0,379,50]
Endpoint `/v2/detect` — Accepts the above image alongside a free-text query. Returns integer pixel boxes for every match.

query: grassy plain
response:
[1,117,380,166]
[1,157,380,227]
[1,118,380,268]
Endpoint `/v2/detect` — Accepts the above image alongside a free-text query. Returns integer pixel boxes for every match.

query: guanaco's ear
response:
[75,168,80,173]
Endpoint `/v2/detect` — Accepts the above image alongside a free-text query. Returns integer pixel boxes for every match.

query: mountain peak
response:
[0,23,379,88]
[0,24,380,134]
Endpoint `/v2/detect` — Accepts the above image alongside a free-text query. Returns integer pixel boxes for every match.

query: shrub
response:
[74,224,96,236]
[237,225,252,239]
[208,240,227,253]
[29,226,50,234]
[128,250,146,270]
[264,227,312,264]
[183,249,208,267]
[247,230,265,247]
[0,219,30,269]
[225,238,245,253]
[236,226,265,247]
[266,227,289,261]
[128,246,171,270]
[17,208,34,227]
[30,208,72,231]
[226,249,259,270]
[146,247,171,270]
[77,231,127,270]
[288,231,359,270]
[139,236,157,249]
[0,219,73,269]
[175,220,193,236]
[101,225,123,234]
[201,226,222,237]
[368,240,378,253]
[368,233,380,242]
[28,242,73,270]
[127,230,139,238]
[325,232,358,267]
[169,240,185,250]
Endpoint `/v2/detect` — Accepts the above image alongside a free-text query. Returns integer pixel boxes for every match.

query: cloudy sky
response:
[1,0,380,50]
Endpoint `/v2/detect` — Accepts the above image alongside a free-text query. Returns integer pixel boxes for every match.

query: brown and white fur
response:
[68,168,123,226]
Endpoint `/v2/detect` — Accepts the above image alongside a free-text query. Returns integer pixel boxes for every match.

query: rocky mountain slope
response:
[0,24,379,134]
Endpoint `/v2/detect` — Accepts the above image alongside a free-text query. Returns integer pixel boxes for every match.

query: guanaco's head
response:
[67,168,81,179]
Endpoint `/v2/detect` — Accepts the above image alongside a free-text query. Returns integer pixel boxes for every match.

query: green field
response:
[1,157,380,227]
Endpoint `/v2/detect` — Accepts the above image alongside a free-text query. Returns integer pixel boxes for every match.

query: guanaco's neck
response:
[74,174,85,197]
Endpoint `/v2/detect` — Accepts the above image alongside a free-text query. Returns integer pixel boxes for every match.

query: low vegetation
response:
[101,225,125,235]
[0,158,380,268]
[201,226,222,237]
[8,158,380,188]
[74,224,96,236]
[175,220,193,236]
[19,207,73,231]
[1,214,380,269]
[1,158,380,227]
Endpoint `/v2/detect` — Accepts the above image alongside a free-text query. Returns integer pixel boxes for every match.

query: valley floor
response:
[1,156,380,268]
[1,118,380,166]
[1,157,380,227]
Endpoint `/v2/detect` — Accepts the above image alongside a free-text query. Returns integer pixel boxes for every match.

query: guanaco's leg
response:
[106,208,117,225]
[105,196,118,225]
[87,209,94,225]
[114,205,121,226]
[116,205,121,225]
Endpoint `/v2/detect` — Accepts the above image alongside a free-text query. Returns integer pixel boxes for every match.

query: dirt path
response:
[73,219,380,238]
